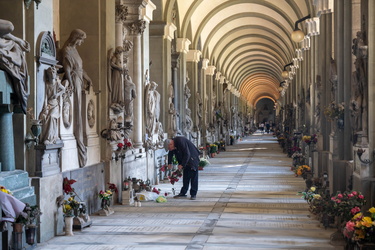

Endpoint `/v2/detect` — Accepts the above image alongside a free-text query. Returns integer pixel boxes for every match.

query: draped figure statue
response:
[108,46,124,112]
[60,29,92,167]
[0,19,30,114]
[124,74,136,124]
[145,81,160,136]
[39,66,66,144]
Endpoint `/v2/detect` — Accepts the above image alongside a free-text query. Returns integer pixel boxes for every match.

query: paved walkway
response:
[35,133,337,249]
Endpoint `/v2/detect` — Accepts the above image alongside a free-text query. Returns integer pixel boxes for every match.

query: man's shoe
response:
[173,194,187,199]
[190,196,196,200]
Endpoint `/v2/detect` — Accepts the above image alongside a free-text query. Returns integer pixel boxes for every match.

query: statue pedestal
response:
[73,214,92,230]
[35,142,64,177]
[98,207,114,216]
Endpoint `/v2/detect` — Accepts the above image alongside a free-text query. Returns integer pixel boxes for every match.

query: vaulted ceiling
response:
[162,0,313,107]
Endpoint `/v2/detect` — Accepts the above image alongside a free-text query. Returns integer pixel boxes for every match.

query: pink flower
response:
[358,195,364,199]
[348,194,354,198]
[331,197,336,201]
[351,207,361,215]
[345,221,356,232]
[336,199,341,204]
[352,191,358,196]
[337,194,343,199]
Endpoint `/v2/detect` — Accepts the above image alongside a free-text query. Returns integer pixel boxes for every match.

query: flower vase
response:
[64,216,74,236]
[12,223,24,250]
[101,199,110,210]
[12,223,24,233]
[25,226,37,245]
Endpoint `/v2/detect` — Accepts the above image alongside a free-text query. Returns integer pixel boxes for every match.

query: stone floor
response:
[35,132,340,250]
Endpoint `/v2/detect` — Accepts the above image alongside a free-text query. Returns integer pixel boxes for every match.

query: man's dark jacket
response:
[167,137,200,170]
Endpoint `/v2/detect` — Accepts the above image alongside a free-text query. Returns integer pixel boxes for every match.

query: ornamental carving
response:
[129,20,146,35]
[87,99,95,128]
[115,4,128,23]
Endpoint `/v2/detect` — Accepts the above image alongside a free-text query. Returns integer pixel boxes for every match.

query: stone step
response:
[0,170,36,205]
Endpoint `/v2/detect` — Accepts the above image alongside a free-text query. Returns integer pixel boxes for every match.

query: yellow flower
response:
[68,197,74,201]
[64,204,72,210]
[353,213,363,220]
[310,187,316,192]
[369,207,375,214]
[0,188,10,194]
[355,229,366,239]
[313,194,321,199]
[361,217,373,227]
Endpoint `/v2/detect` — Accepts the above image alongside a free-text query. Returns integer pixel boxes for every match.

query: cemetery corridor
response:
[35,132,337,250]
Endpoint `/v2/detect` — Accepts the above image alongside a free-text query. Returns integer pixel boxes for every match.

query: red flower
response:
[63,177,76,195]
[117,143,124,149]
[152,187,160,195]
[107,183,118,193]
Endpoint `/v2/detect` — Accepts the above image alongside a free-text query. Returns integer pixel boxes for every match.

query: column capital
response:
[140,0,156,23]
[205,65,216,76]
[129,20,146,35]
[115,4,129,23]
[164,22,177,41]
[215,71,221,80]
[202,58,209,70]
[306,17,320,36]
[313,0,334,16]
[301,36,311,51]
[295,49,303,61]
[176,38,191,54]
[186,50,201,62]
[219,75,225,84]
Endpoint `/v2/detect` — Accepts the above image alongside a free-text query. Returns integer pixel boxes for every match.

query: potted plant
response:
[62,196,80,236]
[14,203,42,245]
[198,158,210,170]
[24,204,42,245]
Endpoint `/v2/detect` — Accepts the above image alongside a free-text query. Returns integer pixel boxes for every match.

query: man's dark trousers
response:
[180,166,198,196]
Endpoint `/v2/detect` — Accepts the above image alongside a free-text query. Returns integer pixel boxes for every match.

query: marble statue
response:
[168,83,177,136]
[184,81,191,109]
[185,108,193,133]
[0,19,30,114]
[108,118,122,142]
[196,92,203,128]
[124,74,136,124]
[109,46,124,112]
[39,66,66,144]
[168,82,174,104]
[87,100,95,128]
[60,29,92,167]
[145,81,160,136]
[351,31,368,137]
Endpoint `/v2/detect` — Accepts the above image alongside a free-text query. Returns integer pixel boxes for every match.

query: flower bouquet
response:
[295,165,311,179]
[329,191,366,223]
[210,144,218,154]
[324,101,345,121]
[98,183,118,210]
[299,186,318,204]
[344,207,375,244]
[302,134,318,145]
[63,196,80,217]
[198,158,210,170]
[168,169,182,185]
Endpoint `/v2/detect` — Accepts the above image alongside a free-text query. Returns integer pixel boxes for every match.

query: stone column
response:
[121,0,155,148]
[341,1,352,159]
[0,104,15,171]
[171,52,180,136]
[187,50,201,145]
